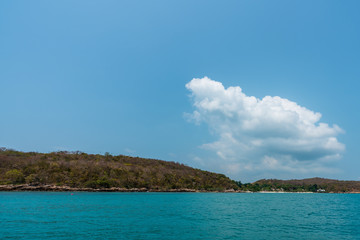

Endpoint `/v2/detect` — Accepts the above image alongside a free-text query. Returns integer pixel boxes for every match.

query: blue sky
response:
[1,1,359,182]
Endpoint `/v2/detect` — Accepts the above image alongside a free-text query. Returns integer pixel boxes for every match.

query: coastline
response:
[0,184,234,193]
[1,184,359,193]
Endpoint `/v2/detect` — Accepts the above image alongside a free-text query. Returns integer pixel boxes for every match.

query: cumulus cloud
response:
[186,77,345,180]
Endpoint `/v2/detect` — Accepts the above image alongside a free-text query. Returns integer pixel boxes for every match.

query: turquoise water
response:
[0,192,359,240]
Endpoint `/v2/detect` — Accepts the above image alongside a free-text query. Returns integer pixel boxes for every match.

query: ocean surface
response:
[0,192,359,240]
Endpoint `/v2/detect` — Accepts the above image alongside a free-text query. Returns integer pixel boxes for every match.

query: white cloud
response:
[186,77,345,181]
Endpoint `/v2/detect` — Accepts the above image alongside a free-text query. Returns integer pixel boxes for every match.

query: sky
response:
[1,1,359,182]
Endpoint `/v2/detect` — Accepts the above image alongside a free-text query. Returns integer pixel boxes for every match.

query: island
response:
[1,148,359,193]
[0,148,238,192]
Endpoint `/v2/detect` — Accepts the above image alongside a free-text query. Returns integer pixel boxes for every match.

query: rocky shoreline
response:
[0,184,238,193]
[1,184,359,193]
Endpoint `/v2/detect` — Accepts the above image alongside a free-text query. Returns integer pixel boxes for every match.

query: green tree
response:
[308,184,318,192]
[5,169,25,184]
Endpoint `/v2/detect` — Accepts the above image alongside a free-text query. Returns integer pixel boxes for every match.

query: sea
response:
[0,192,359,240]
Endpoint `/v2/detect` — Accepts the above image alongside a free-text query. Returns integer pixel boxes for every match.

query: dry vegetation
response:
[0,148,238,191]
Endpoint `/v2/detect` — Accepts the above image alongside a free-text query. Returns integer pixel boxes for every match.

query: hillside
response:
[0,148,238,191]
[245,178,360,193]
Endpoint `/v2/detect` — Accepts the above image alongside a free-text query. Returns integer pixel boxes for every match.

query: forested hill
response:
[0,148,238,191]
[246,178,360,193]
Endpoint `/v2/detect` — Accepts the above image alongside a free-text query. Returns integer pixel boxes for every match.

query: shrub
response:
[5,169,25,184]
